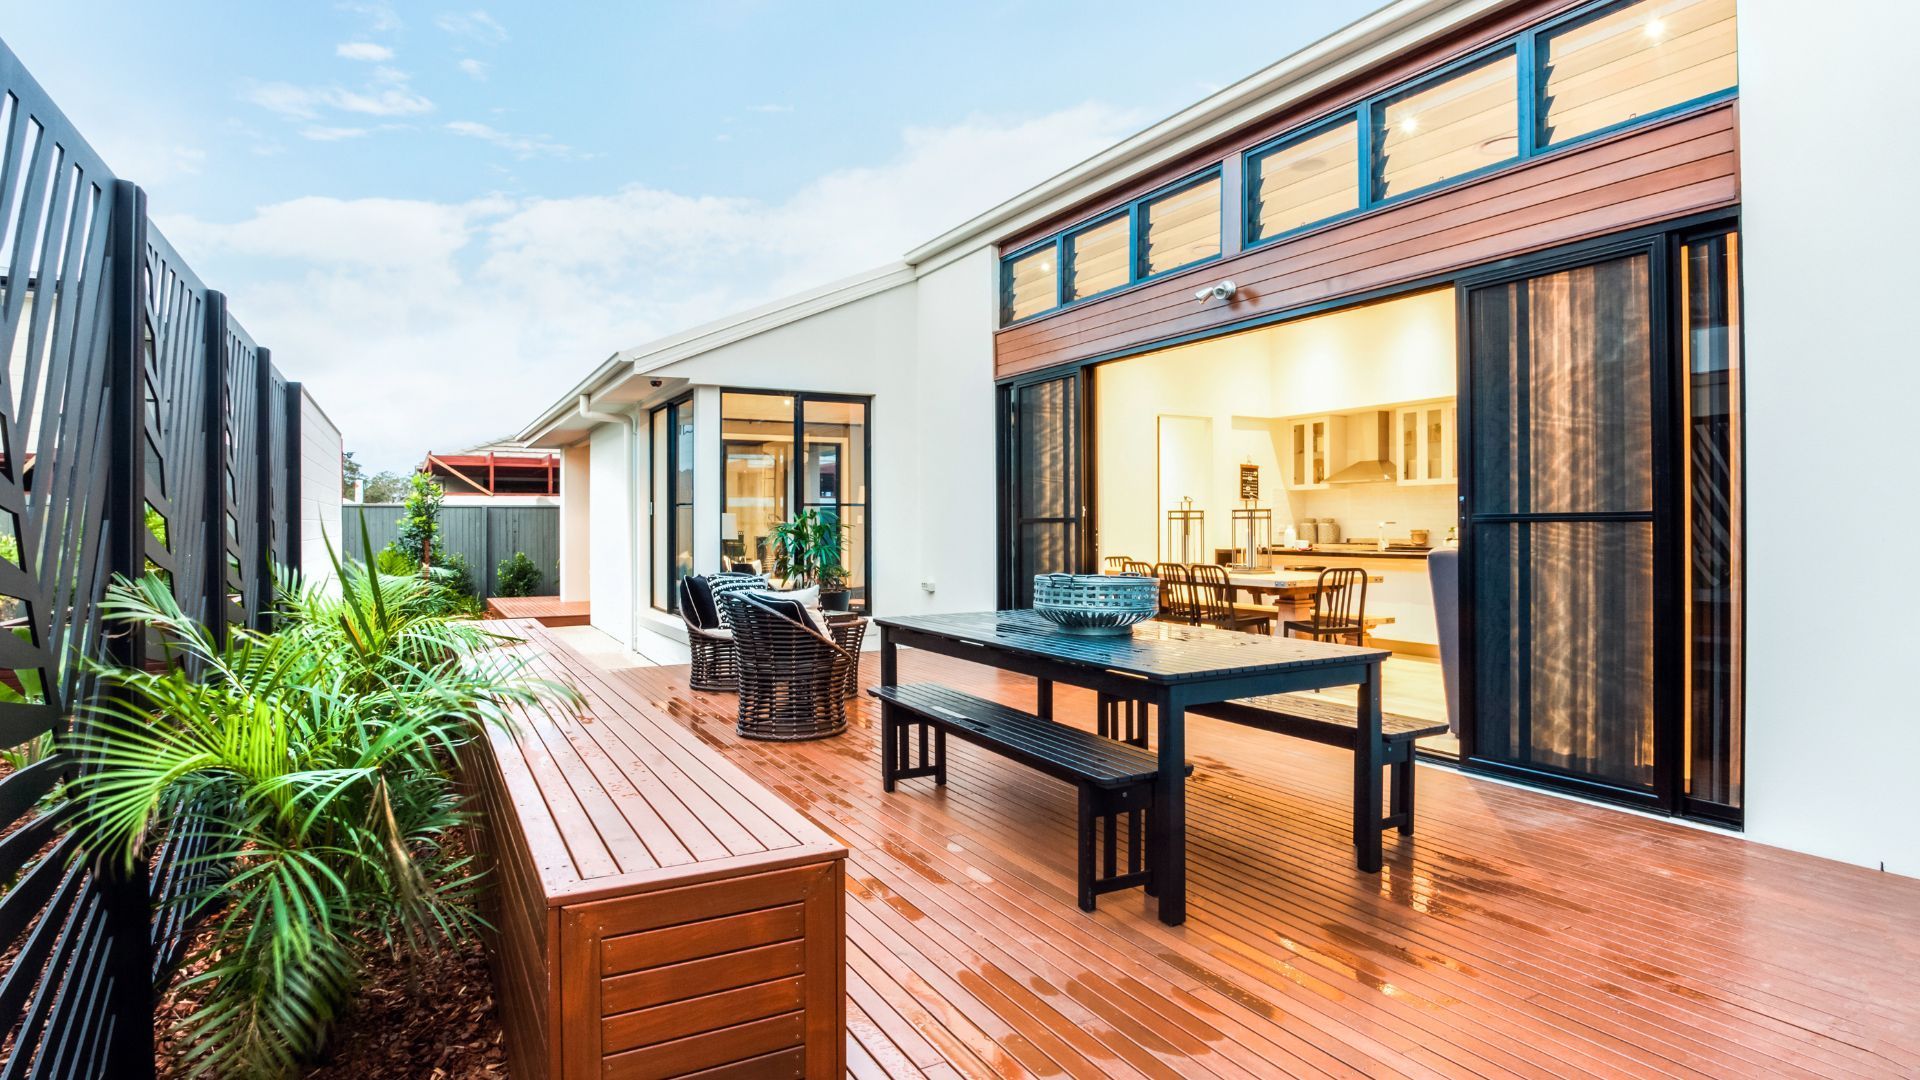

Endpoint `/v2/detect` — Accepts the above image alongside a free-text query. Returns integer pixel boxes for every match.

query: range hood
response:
[1327,411,1395,485]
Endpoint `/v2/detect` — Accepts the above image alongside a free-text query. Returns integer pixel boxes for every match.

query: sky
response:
[1,1,1377,473]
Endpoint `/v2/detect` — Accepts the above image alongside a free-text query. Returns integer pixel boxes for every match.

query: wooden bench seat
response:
[464,620,846,1079]
[870,683,1190,911]
[1190,692,1447,837]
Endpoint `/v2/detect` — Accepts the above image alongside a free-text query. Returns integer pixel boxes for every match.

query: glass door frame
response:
[1452,222,1740,822]
[652,393,695,614]
[996,367,1095,609]
[715,388,874,613]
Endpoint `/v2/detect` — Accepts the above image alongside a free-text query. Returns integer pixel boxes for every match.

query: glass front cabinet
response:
[1396,402,1457,485]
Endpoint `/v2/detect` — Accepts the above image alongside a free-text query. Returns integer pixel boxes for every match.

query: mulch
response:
[154,846,510,1078]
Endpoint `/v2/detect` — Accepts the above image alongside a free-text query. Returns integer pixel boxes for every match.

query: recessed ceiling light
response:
[1399,116,1420,135]
[1644,17,1667,40]
[1039,261,1052,272]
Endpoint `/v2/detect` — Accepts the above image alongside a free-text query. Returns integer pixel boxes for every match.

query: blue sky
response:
[3,1,1376,472]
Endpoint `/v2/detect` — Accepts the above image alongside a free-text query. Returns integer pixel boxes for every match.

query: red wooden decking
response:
[522,624,1920,1079]
[485,596,590,626]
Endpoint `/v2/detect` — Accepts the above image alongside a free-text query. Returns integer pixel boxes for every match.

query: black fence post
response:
[200,293,229,650]
[101,178,158,1077]
[285,381,303,588]
[252,348,274,628]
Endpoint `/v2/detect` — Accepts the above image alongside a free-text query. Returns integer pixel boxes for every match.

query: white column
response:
[557,442,591,602]
[692,385,723,576]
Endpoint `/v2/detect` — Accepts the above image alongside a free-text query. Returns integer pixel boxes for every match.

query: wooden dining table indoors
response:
[874,610,1390,926]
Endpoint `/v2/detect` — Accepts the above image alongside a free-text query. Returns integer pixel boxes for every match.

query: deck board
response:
[524,626,1920,1078]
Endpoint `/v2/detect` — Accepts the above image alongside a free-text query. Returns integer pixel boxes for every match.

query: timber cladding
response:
[463,620,847,1080]
[994,102,1738,379]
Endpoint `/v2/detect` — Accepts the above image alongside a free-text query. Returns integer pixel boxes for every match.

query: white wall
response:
[297,388,342,589]
[910,250,1000,613]
[558,442,591,602]
[1740,0,1920,876]
[586,418,633,643]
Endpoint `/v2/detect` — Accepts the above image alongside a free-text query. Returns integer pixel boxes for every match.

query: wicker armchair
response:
[723,592,853,741]
[679,573,770,692]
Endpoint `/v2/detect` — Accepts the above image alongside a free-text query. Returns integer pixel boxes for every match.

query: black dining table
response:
[875,610,1391,926]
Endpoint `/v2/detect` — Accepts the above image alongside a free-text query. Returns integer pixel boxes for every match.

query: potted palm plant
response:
[768,508,851,611]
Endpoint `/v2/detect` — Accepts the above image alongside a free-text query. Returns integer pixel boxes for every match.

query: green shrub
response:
[496,551,541,597]
[66,539,578,1078]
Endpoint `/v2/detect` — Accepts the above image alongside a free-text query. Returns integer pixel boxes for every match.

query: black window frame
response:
[716,389,875,614]
[1002,0,1737,318]
[652,393,694,614]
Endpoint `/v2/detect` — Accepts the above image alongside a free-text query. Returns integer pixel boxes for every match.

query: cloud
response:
[157,104,1145,472]
[435,10,508,43]
[445,120,576,159]
[336,42,395,62]
[457,58,489,80]
[301,126,370,141]
[245,67,433,120]
[337,1,401,31]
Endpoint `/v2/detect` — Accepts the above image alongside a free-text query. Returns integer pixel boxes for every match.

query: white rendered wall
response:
[586,419,633,645]
[559,442,591,602]
[908,250,999,613]
[297,388,342,589]
[1740,0,1920,876]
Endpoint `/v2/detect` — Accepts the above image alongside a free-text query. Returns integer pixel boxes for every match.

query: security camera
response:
[1193,280,1236,304]
[649,378,663,387]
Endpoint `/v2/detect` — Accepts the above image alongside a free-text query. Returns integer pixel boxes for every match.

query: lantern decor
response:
[1165,496,1205,564]
[1231,462,1273,570]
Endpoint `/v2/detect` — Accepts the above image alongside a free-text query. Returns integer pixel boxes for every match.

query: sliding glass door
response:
[1464,248,1663,799]
[1001,372,1086,608]
[1461,229,1742,819]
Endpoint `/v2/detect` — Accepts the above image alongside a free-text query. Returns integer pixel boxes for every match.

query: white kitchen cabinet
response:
[1395,402,1456,485]
[1284,415,1345,490]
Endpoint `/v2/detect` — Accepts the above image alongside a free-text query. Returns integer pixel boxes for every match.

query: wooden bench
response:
[484,595,592,627]
[464,621,846,1079]
[1189,692,1448,837]
[869,683,1190,912]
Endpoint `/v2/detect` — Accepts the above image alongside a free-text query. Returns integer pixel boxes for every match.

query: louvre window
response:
[1004,245,1058,322]
[1377,50,1520,199]
[1065,215,1129,301]
[1139,176,1221,276]
[1247,118,1360,243]
[1540,0,1737,146]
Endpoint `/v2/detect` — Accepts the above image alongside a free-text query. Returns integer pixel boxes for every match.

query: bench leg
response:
[935,727,947,786]
[1077,784,1096,912]
[881,705,898,792]
[1390,752,1414,836]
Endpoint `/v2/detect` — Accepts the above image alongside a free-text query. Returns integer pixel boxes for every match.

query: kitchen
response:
[1093,286,1458,733]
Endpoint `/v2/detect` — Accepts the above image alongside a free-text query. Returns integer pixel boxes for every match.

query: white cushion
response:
[751,585,833,637]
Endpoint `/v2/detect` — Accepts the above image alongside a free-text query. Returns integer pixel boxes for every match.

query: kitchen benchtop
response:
[1262,544,1440,561]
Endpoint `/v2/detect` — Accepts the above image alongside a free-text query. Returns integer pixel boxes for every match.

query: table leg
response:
[880,626,898,688]
[1152,687,1187,925]
[1354,662,1384,873]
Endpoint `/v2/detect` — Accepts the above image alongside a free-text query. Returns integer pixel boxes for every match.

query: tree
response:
[390,472,444,566]
[360,471,411,503]
[340,450,364,500]
[341,451,411,502]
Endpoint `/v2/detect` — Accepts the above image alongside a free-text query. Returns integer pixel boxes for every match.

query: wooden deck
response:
[485,595,591,626]
[524,625,1920,1079]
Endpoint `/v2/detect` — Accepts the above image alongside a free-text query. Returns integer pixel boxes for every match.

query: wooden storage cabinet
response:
[563,863,843,1079]
[1285,415,1345,489]
[466,622,847,1080]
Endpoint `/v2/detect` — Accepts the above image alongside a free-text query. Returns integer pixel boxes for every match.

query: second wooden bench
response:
[869,683,1191,912]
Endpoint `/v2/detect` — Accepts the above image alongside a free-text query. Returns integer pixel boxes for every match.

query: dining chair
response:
[1121,559,1154,577]
[1187,563,1271,634]
[1281,567,1369,645]
[1153,562,1197,624]
[1103,555,1133,573]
